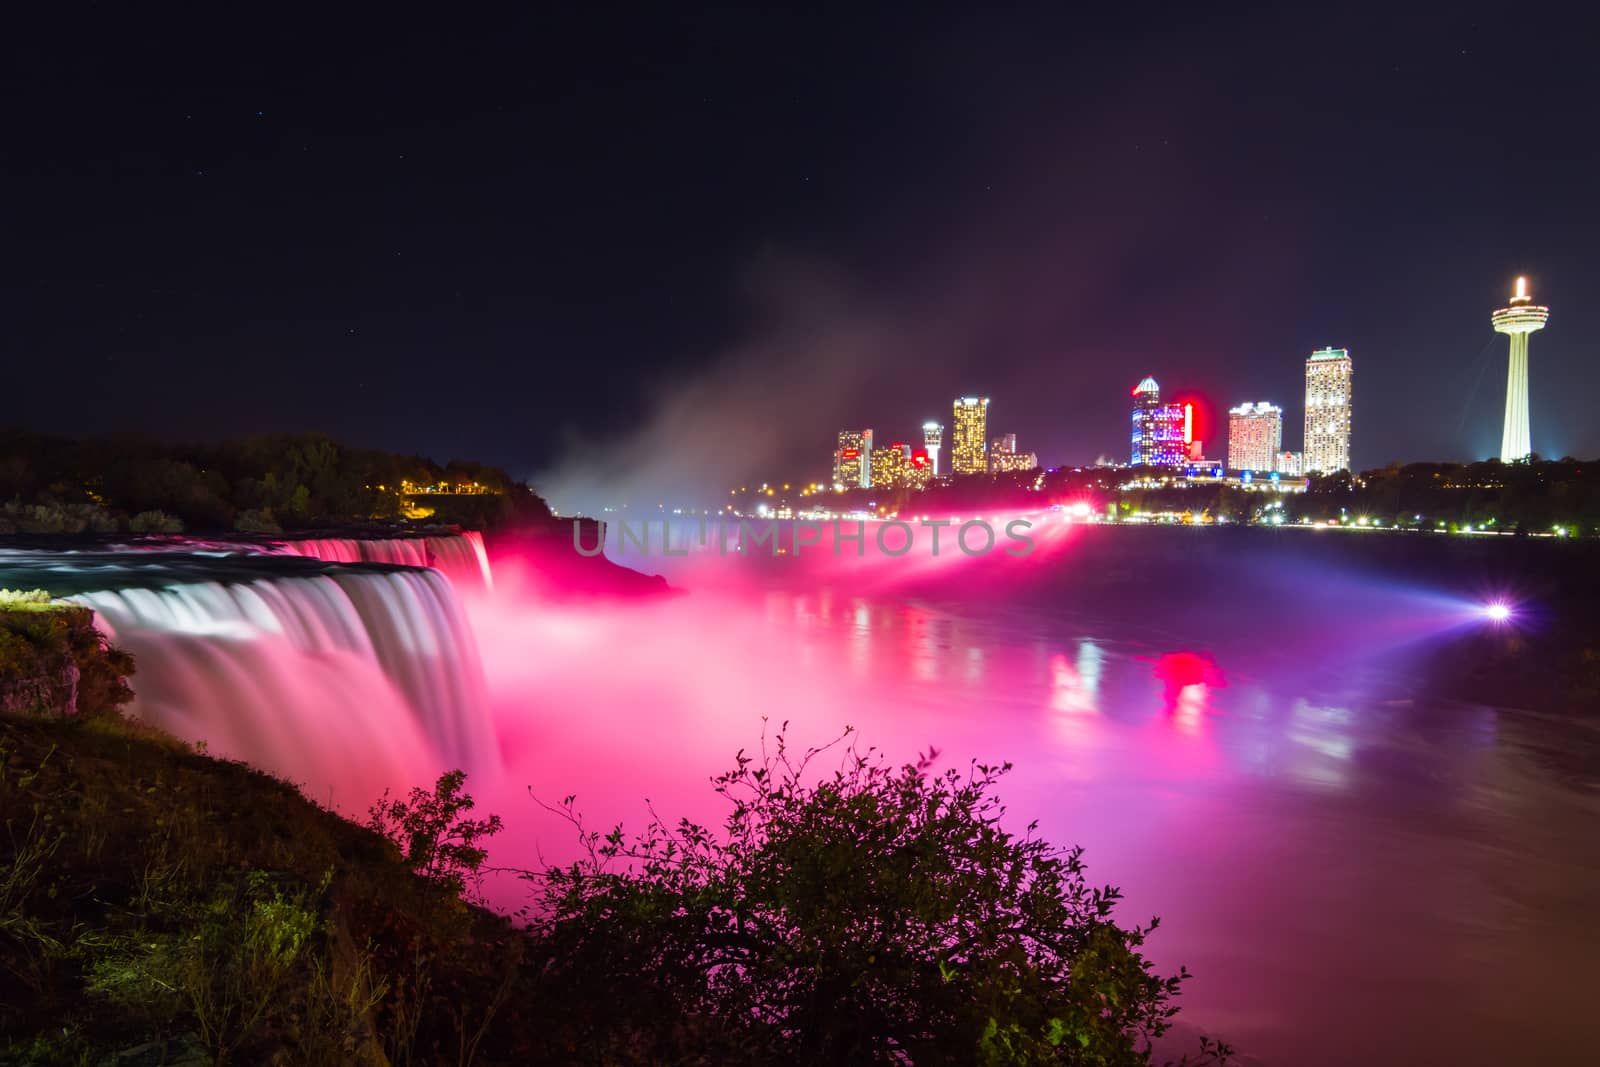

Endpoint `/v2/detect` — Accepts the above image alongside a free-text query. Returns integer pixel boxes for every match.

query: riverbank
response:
[0,710,532,1065]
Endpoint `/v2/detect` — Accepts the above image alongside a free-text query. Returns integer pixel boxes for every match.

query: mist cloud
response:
[533,254,968,515]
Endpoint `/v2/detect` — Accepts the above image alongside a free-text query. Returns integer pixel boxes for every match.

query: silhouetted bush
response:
[233,508,283,534]
[128,509,184,534]
[368,770,503,902]
[524,727,1229,1065]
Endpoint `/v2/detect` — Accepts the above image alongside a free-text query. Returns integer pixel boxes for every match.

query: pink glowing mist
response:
[454,523,1238,897]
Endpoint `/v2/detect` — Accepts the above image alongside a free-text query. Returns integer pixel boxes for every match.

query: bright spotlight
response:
[1482,602,1513,623]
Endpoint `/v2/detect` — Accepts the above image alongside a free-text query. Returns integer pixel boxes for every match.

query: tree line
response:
[0,430,548,535]
[1049,458,1600,533]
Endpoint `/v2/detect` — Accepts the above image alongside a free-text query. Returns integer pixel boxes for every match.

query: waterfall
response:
[70,565,495,808]
[271,531,494,592]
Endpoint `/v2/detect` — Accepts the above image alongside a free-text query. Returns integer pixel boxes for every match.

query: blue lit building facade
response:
[1129,376,1186,467]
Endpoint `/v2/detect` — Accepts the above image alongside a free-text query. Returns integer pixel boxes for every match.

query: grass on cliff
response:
[0,712,528,1066]
[0,591,54,611]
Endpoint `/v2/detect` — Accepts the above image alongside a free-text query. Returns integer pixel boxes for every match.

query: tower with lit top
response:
[1492,276,1549,462]
[922,421,944,477]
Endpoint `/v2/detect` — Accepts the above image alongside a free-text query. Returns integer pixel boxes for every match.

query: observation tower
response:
[1492,276,1549,462]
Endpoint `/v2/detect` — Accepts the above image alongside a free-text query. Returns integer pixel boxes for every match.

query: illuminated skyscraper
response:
[989,433,1038,473]
[1492,276,1549,462]
[951,397,989,475]
[870,442,911,489]
[1227,402,1283,472]
[832,429,874,489]
[1303,348,1352,474]
[1129,377,1185,467]
[922,421,944,477]
[908,448,932,489]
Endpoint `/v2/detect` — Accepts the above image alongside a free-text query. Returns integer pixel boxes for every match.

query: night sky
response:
[6,5,1598,508]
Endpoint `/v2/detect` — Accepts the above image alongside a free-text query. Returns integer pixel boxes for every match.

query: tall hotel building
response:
[989,433,1039,473]
[1303,347,1352,474]
[922,421,944,477]
[832,428,874,488]
[951,397,989,475]
[1130,376,1186,467]
[1227,402,1283,472]
[870,442,911,489]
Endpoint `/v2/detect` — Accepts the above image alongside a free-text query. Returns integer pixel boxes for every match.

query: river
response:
[478,521,1600,1065]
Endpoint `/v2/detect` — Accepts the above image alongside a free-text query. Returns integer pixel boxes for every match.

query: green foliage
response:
[87,872,324,1062]
[0,429,544,534]
[128,510,184,534]
[0,804,70,996]
[299,943,391,1066]
[368,770,504,902]
[2,499,117,535]
[1027,460,1600,535]
[528,725,1229,1065]
[231,508,282,534]
[0,717,507,1065]
[1285,458,1600,532]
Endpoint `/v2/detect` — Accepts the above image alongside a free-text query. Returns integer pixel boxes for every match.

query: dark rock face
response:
[485,518,674,600]
[0,604,133,718]
[0,658,78,716]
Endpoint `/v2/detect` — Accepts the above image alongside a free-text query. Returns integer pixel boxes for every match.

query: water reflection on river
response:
[477,565,1600,1067]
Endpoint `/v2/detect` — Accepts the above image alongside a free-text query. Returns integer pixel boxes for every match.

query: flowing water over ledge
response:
[0,541,492,805]
[269,530,494,592]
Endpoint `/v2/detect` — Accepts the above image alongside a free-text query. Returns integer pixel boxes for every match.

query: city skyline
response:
[817,284,1551,492]
[808,274,1560,488]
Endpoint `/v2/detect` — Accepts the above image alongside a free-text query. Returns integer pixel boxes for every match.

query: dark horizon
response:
[6,5,1598,506]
